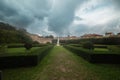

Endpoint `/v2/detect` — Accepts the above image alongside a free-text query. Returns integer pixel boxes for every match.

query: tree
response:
[24,43,32,50]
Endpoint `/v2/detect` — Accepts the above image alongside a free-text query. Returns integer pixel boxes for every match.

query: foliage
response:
[45,35,54,38]
[82,41,94,50]
[2,46,120,80]
[0,44,7,54]
[94,48,109,52]
[94,45,108,48]
[7,44,24,48]
[0,22,16,30]
[68,44,82,47]
[107,45,120,53]
[24,43,32,50]
[0,22,33,44]
[56,37,120,45]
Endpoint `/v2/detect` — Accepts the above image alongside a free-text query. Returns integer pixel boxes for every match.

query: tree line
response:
[53,37,120,45]
[0,22,33,44]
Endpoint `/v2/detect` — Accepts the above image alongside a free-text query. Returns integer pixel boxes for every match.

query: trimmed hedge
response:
[64,45,120,64]
[7,43,49,48]
[68,44,82,47]
[107,46,120,53]
[90,54,120,63]
[0,45,53,69]
[37,45,53,61]
[68,44,108,48]
[7,44,24,48]
[0,55,38,69]
[94,45,107,48]
[0,71,2,80]
[64,45,91,61]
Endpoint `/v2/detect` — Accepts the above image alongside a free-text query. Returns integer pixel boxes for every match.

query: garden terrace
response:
[0,45,53,69]
[64,45,120,63]
[2,46,120,80]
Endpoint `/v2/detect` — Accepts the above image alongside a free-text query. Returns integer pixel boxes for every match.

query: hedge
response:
[7,43,49,48]
[94,45,108,48]
[0,45,53,69]
[37,45,53,61]
[7,44,24,48]
[64,45,120,64]
[64,45,91,61]
[0,55,38,69]
[90,54,120,63]
[0,71,2,80]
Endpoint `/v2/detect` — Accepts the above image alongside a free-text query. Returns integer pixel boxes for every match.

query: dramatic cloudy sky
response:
[0,0,120,36]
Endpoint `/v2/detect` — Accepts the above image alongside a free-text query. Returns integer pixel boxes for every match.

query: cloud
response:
[112,0,120,9]
[74,16,83,21]
[72,0,120,36]
[48,0,86,35]
[0,0,51,28]
[0,0,120,36]
[0,0,18,22]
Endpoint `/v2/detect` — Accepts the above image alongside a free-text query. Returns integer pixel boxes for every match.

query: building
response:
[105,32,114,37]
[58,36,79,40]
[28,34,53,44]
[81,34,103,39]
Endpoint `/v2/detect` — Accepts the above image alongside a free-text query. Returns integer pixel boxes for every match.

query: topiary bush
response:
[24,43,32,50]
[82,41,94,50]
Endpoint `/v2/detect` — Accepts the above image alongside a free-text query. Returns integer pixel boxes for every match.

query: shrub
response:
[94,45,107,48]
[0,44,7,54]
[82,41,94,50]
[107,46,120,53]
[24,43,32,50]
[7,44,24,48]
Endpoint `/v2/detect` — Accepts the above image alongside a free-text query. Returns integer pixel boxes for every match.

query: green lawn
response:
[0,47,41,56]
[7,47,41,54]
[67,45,120,54]
[2,46,120,80]
[94,48,109,52]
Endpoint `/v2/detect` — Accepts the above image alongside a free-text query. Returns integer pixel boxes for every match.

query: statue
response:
[57,37,60,46]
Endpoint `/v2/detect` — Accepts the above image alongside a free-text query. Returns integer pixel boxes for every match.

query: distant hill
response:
[0,22,33,44]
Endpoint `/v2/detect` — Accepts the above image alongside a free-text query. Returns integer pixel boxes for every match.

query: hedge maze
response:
[64,45,120,64]
[0,45,53,69]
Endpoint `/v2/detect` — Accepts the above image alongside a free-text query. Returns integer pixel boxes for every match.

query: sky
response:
[0,0,120,36]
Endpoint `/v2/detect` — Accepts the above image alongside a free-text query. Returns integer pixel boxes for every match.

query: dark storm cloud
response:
[0,0,18,17]
[112,0,120,9]
[71,24,89,36]
[48,0,86,35]
[0,0,32,28]
[8,14,33,28]
[0,0,120,36]
[0,0,51,28]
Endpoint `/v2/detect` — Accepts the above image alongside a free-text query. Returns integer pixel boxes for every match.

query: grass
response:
[7,47,41,54]
[94,48,109,52]
[0,45,53,57]
[67,45,120,54]
[2,47,53,80]
[2,46,120,80]
[0,47,41,56]
[94,46,120,54]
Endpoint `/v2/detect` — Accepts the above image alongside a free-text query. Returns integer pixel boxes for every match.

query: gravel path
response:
[36,46,98,80]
